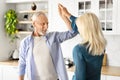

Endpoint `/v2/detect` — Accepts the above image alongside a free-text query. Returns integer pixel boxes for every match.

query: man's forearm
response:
[62,16,72,30]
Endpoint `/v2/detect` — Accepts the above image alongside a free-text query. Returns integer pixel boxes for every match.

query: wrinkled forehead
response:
[36,14,48,23]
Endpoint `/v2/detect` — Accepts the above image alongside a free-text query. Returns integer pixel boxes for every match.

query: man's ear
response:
[32,21,35,27]
[32,21,36,31]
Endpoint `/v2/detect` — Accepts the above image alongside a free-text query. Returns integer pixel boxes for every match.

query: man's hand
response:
[58,3,66,19]
[58,3,72,30]
[58,3,71,19]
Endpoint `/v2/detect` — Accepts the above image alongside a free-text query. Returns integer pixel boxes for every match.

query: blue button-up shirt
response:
[18,29,77,80]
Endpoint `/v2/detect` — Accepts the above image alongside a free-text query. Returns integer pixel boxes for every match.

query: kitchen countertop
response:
[67,66,120,77]
[1,60,120,77]
[101,66,120,76]
[0,60,18,66]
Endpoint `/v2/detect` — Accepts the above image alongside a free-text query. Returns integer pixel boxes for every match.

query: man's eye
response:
[43,23,48,25]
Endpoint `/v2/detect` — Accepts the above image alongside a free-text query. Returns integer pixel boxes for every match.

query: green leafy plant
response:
[4,9,18,42]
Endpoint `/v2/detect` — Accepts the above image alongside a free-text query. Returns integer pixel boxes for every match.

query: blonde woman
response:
[59,4,107,80]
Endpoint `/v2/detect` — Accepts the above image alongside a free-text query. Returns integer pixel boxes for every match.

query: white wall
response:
[105,35,120,66]
[61,35,82,58]
[0,0,16,61]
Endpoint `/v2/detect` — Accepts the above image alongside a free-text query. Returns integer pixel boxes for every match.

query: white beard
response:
[38,30,48,36]
[38,31,44,36]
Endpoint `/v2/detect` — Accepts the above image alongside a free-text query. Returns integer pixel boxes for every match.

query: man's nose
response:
[44,24,48,29]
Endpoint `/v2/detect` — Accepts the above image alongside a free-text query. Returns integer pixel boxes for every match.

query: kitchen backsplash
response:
[105,35,120,66]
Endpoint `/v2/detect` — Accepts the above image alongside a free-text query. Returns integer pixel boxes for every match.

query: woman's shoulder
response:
[74,44,86,50]
[73,44,87,60]
[73,44,87,54]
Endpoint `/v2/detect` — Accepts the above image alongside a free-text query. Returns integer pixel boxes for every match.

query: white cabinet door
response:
[77,0,98,16]
[98,0,117,34]
[6,0,47,3]
[77,0,118,35]
[106,76,120,80]
[67,71,74,80]
[101,75,120,80]
[2,66,18,80]
[116,0,120,34]
[49,0,77,32]
[101,75,107,80]
[0,66,3,80]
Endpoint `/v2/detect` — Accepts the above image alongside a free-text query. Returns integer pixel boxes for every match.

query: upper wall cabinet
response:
[116,0,120,34]
[77,0,118,35]
[6,0,48,3]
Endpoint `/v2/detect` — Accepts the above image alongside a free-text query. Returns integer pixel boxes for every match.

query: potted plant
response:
[4,9,18,42]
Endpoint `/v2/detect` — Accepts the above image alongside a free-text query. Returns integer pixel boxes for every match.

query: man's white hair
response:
[31,11,46,22]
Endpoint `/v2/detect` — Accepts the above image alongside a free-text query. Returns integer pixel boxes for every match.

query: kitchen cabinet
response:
[77,0,118,35]
[106,76,120,80]
[68,71,120,80]
[0,66,2,80]
[116,0,120,34]
[3,66,18,80]
[101,75,120,80]
[67,70,117,80]
[49,0,118,34]
[0,65,18,80]
[6,0,48,3]
[101,75,106,80]
[98,0,117,34]
[67,67,107,80]
[4,0,120,34]
[67,66,120,80]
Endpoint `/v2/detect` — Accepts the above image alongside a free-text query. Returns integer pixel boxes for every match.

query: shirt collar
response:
[30,31,48,41]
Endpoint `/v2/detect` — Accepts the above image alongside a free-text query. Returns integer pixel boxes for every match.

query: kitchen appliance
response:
[64,58,74,68]
[10,49,19,60]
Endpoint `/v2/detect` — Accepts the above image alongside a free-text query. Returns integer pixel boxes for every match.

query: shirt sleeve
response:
[18,40,26,76]
[70,15,79,33]
[54,30,78,43]
[47,16,79,43]
[72,45,86,80]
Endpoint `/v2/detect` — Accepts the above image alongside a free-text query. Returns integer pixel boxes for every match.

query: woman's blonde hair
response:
[76,12,107,55]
